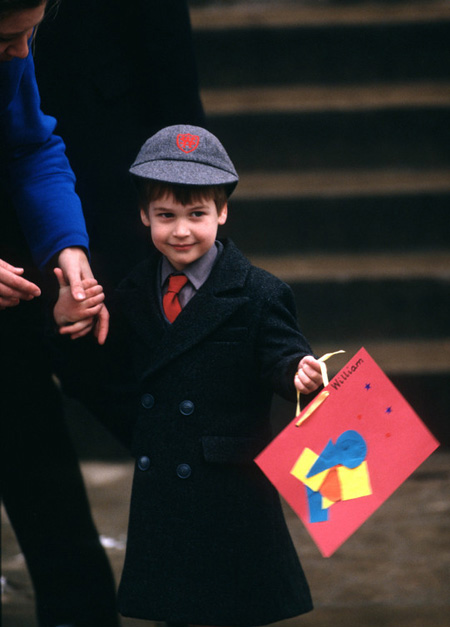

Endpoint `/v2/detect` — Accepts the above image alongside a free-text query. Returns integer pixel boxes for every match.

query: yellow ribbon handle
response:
[295,350,345,426]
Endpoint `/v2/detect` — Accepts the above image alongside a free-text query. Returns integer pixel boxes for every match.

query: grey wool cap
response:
[129,125,239,196]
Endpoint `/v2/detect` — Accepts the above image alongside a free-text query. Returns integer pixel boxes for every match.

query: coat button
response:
[176,463,192,479]
[179,400,194,416]
[137,456,150,471]
[141,393,154,409]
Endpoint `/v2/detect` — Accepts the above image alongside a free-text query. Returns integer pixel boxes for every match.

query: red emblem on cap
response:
[176,133,200,153]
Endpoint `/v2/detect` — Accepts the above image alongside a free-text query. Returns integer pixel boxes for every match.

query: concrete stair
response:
[189,0,450,444]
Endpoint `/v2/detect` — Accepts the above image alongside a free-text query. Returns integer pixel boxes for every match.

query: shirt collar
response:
[161,241,223,290]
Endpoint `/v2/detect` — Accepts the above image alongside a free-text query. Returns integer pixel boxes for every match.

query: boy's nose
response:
[173,220,190,237]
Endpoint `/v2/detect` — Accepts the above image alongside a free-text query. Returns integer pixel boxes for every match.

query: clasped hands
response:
[1,247,109,344]
[53,267,109,344]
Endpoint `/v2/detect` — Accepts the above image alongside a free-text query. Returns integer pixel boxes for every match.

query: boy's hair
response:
[136,179,228,215]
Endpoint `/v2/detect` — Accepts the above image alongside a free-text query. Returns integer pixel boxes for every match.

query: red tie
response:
[163,274,188,322]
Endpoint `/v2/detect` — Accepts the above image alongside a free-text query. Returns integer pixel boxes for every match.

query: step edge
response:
[202,83,450,115]
[312,339,450,375]
[233,169,450,199]
[191,2,450,30]
[248,252,450,282]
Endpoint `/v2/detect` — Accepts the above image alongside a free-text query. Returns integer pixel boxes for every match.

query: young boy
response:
[54,125,323,626]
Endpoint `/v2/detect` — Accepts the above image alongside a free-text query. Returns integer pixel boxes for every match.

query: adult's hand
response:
[56,247,109,344]
[57,246,94,301]
[0,258,41,309]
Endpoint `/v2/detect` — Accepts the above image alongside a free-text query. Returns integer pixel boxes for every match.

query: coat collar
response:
[115,240,251,379]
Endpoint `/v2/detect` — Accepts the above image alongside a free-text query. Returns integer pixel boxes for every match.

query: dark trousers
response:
[1,298,120,627]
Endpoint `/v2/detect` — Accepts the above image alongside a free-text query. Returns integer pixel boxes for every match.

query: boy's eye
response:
[157,212,174,219]
[191,211,205,218]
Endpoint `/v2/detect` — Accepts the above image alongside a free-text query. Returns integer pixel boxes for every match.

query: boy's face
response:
[141,191,228,271]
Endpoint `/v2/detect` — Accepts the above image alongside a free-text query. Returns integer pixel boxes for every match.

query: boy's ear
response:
[140,207,151,227]
[218,203,228,225]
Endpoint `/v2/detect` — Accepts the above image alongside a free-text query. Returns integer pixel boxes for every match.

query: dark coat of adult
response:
[0,31,118,627]
[35,0,206,290]
[64,239,315,626]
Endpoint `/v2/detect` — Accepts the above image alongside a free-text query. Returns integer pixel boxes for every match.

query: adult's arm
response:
[0,48,109,337]
[0,48,89,270]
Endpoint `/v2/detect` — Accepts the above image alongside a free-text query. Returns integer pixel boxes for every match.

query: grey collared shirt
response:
[160,241,223,311]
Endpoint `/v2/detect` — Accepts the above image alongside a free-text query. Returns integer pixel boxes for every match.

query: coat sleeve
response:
[0,50,89,269]
[255,277,314,402]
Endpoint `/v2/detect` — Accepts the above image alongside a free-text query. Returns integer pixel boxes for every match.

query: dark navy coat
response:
[74,240,314,625]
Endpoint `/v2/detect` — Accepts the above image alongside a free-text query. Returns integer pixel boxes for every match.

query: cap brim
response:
[129,160,238,190]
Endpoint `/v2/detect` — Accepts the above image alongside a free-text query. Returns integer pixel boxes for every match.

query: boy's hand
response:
[53,267,108,343]
[294,355,323,394]
[56,247,109,343]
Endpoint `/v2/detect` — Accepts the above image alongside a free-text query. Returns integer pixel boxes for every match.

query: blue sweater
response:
[0,47,89,269]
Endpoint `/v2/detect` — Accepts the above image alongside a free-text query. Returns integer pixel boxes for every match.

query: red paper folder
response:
[255,347,440,557]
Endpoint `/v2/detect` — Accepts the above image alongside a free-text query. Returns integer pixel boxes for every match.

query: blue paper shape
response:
[307,430,367,477]
[306,486,329,523]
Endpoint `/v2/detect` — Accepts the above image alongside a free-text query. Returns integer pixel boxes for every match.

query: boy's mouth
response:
[171,243,194,251]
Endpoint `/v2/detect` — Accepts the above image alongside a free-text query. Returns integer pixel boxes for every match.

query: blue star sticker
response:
[364,383,371,391]
[385,406,393,414]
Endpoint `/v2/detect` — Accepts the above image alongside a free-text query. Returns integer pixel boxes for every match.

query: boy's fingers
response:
[54,267,70,289]
[82,279,101,291]
[83,304,104,317]
[80,293,105,310]
[56,269,99,294]
[83,286,105,302]
[298,356,323,382]
[59,318,94,336]
[303,365,322,383]
[58,304,109,344]
[69,326,95,340]
[296,359,322,394]
[300,355,322,371]
[94,305,110,345]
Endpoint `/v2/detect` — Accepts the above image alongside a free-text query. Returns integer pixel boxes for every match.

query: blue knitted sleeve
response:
[0,49,89,269]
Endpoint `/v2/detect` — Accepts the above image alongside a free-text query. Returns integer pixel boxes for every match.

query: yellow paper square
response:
[337,462,372,500]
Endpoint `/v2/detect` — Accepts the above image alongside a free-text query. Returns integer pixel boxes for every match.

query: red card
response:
[255,347,440,557]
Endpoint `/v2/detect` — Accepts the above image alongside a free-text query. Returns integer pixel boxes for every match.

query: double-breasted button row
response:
[140,395,195,417]
[137,455,151,471]
[179,400,194,415]
[137,457,192,479]
[141,393,154,409]
[176,463,192,479]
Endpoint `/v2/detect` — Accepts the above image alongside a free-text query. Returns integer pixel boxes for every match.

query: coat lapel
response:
[115,240,252,380]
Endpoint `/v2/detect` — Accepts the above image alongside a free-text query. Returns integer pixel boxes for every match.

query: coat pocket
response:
[201,435,265,465]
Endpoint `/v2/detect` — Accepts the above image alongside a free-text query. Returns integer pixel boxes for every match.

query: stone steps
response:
[201,82,450,115]
[224,190,450,254]
[232,169,450,198]
[190,2,450,30]
[189,0,450,442]
[247,251,450,282]
[208,109,450,171]
[191,4,450,87]
[288,278,448,340]
[312,339,450,375]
